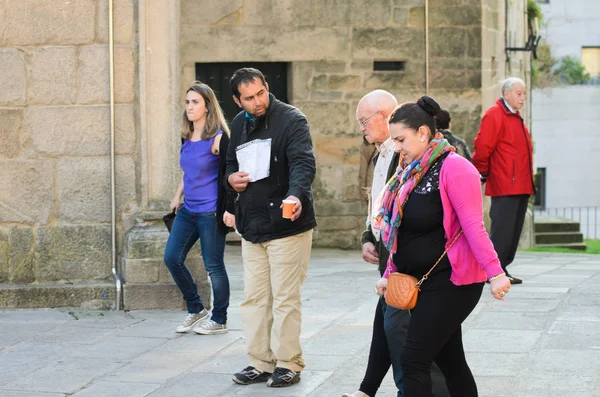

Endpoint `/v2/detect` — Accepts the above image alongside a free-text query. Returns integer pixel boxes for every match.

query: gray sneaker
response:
[175,310,209,333]
[193,319,228,335]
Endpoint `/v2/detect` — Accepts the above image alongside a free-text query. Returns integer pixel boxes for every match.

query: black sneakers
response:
[233,366,301,388]
[266,367,301,388]
[232,366,271,385]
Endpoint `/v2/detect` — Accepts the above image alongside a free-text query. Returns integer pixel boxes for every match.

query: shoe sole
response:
[232,377,249,385]
[266,376,301,388]
[175,312,210,333]
[193,328,228,335]
[507,276,523,285]
[232,376,270,385]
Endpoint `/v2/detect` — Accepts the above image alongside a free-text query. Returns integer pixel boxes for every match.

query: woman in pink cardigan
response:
[372,96,511,397]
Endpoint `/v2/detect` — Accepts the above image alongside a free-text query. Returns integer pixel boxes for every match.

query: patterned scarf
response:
[372,132,455,257]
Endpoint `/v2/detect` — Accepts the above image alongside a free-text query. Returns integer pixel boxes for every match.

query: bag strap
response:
[415,230,463,287]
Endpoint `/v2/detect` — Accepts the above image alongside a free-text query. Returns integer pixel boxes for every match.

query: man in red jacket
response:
[472,77,535,284]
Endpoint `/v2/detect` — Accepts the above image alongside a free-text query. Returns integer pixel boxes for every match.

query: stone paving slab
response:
[1,248,600,396]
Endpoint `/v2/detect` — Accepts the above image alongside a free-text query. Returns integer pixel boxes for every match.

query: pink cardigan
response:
[383,152,503,285]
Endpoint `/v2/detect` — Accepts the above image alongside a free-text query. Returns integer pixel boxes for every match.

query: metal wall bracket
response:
[505,20,542,59]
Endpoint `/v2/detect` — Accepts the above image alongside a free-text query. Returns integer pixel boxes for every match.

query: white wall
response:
[539,0,600,60]
[532,86,600,209]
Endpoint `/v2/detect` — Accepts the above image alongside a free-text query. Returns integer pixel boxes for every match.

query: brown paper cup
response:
[282,199,295,219]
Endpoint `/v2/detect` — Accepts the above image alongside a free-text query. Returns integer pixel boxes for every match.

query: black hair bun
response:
[417,96,441,118]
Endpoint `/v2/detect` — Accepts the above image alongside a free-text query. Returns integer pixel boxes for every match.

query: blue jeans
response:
[163,206,229,324]
[384,304,410,397]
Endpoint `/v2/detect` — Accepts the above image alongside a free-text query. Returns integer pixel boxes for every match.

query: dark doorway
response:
[534,167,546,209]
[195,62,289,123]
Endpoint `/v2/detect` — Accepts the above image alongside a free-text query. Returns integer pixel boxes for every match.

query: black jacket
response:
[181,133,235,235]
[438,129,472,163]
[217,133,236,234]
[361,151,400,274]
[225,93,317,243]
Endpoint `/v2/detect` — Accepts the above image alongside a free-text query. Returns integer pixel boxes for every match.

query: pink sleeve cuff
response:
[481,262,504,280]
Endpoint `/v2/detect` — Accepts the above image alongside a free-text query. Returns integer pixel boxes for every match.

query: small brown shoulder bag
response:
[385,230,463,310]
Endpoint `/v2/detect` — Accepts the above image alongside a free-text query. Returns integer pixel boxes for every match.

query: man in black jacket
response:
[225,68,316,389]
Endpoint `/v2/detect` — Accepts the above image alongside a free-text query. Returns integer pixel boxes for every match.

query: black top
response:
[225,93,317,243]
[393,153,452,290]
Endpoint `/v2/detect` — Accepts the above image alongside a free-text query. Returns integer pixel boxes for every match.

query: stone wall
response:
[179,0,529,248]
[0,0,137,308]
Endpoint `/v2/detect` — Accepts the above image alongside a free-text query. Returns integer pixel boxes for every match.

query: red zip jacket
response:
[472,99,535,197]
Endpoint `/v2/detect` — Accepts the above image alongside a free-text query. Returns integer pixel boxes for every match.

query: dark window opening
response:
[534,167,546,209]
[195,62,289,123]
[373,61,406,72]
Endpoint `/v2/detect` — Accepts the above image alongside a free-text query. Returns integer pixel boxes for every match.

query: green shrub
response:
[554,56,591,85]
[527,0,543,23]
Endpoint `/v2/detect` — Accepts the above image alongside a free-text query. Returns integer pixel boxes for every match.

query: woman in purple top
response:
[164,82,236,335]
[372,96,512,396]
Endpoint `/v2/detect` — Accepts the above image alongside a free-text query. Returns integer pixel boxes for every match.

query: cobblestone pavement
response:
[1,247,600,397]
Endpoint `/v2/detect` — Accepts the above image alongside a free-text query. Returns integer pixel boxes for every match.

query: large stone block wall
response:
[179,0,508,248]
[0,0,138,299]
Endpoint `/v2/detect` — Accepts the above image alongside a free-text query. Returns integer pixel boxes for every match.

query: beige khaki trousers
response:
[240,229,313,373]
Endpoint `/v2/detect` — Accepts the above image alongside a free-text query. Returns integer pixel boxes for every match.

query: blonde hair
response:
[182,81,230,140]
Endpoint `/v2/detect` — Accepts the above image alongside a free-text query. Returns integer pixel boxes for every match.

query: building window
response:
[535,0,549,3]
[582,47,600,79]
[373,61,406,72]
[195,62,289,122]
[534,167,546,209]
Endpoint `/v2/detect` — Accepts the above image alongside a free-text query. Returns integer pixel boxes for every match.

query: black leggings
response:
[359,298,391,396]
[401,282,484,397]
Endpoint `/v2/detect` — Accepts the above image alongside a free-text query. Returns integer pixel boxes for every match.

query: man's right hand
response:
[228,171,251,192]
[362,242,379,264]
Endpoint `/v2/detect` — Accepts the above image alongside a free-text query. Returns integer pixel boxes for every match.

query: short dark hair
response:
[388,96,441,140]
[230,68,267,99]
[435,109,451,130]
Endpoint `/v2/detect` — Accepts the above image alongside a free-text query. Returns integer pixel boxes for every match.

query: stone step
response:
[227,232,242,245]
[534,242,587,251]
[535,219,581,233]
[123,282,188,310]
[130,213,241,246]
[535,231,584,245]
[0,282,116,309]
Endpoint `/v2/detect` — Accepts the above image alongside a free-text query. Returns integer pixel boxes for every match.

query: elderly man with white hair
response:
[472,77,535,285]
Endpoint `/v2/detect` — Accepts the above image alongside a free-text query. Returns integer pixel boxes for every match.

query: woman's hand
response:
[375,278,388,296]
[490,275,511,301]
[223,211,235,228]
[169,197,181,213]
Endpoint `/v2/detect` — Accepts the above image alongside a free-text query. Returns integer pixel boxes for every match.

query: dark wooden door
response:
[195,62,289,123]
